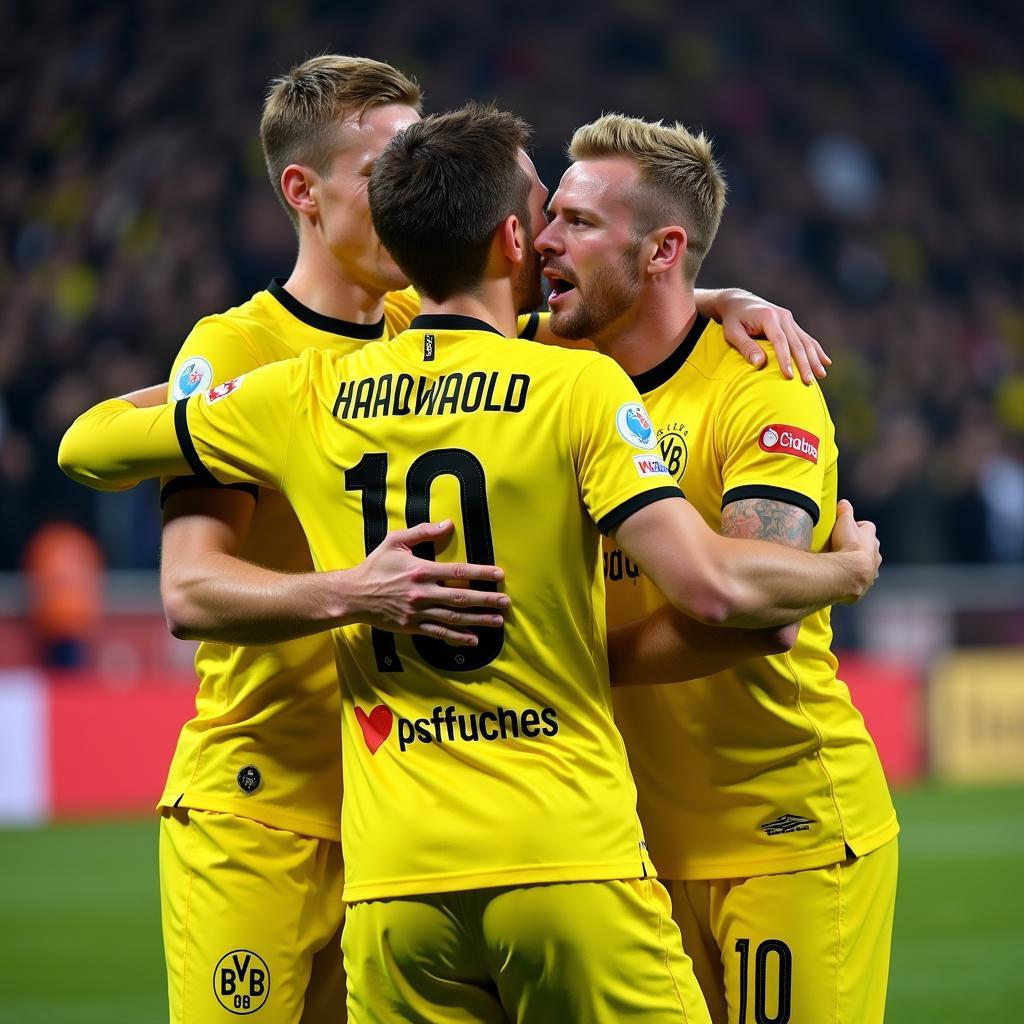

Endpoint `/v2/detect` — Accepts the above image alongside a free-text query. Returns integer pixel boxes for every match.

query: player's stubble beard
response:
[548,241,644,341]
[515,231,545,315]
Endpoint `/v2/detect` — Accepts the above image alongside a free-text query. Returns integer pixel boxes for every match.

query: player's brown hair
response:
[260,55,423,223]
[368,103,533,301]
[569,113,727,280]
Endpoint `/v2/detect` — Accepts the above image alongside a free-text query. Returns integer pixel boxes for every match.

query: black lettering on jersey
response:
[333,379,353,419]
[505,374,530,413]
[352,377,375,418]
[334,372,532,420]
[394,374,414,414]
[415,376,441,414]
[463,371,486,412]
[392,706,557,752]
[372,374,393,418]
[603,548,641,582]
[437,372,464,415]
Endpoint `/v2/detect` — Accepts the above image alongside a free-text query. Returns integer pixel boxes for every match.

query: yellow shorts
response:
[159,807,346,1023]
[665,838,898,1024]
[343,876,710,1023]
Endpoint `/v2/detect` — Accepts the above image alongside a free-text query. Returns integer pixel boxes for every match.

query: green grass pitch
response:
[1,784,1022,1022]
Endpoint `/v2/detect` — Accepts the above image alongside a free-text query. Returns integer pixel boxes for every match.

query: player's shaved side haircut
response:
[570,113,727,280]
[260,54,423,223]
[368,103,533,301]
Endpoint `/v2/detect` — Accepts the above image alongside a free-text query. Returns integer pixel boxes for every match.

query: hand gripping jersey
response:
[177,315,682,900]
[607,316,899,880]
[159,280,421,839]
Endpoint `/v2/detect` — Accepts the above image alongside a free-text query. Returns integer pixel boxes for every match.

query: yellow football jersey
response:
[608,316,898,879]
[159,280,421,840]
[176,315,681,901]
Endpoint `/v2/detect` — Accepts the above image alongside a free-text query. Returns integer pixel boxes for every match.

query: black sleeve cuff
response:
[518,311,540,341]
[160,476,259,509]
[721,484,820,526]
[173,398,219,486]
[597,486,684,535]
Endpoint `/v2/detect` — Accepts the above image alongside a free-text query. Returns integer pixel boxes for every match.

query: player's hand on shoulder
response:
[717,288,831,385]
[829,498,881,601]
[341,520,510,646]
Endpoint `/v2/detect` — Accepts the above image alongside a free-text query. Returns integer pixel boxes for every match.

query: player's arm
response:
[58,383,510,646]
[607,496,813,685]
[57,397,191,488]
[611,495,876,628]
[692,287,830,384]
[162,500,507,646]
[526,288,830,381]
[608,607,798,686]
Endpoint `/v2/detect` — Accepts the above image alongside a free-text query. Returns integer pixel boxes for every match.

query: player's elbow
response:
[57,429,113,490]
[161,579,208,640]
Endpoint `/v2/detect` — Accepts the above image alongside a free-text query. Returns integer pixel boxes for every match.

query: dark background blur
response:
[2,0,1022,570]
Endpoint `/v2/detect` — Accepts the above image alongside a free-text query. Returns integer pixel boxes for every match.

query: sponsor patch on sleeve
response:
[205,376,245,404]
[171,356,213,400]
[615,402,657,449]
[633,453,672,478]
[758,424,819,464]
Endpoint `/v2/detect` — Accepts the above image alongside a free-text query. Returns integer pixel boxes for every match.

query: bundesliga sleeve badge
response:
[172,357,214,400]
[615,402,657,449]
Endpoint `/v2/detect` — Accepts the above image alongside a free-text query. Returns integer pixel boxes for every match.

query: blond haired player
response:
[98,54,836,1023]
[536,114,899,1024]
[60,104,880,1023]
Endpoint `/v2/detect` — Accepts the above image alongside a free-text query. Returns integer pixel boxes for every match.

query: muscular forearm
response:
[162,555,361,644]
[697,536,867,627]
[608,605,796,687]
[58,399,189,490]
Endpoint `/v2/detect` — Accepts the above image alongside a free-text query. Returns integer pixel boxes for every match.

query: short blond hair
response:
[260,55,423,222]
[569,113,727,280]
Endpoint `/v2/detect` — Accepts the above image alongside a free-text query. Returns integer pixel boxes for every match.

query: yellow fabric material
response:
[158,284,419,840]
[609,319,898,879]
[343,878,710,1023]
[159,807,346,1023]
[665,838,898,1024]
[179,326,679,900]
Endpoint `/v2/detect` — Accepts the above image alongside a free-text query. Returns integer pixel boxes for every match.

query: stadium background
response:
[1,0,1022,1020]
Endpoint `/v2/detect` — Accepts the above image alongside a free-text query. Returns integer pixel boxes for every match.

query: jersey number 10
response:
[345,448,504,673]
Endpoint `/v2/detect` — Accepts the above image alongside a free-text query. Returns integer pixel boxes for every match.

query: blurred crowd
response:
[1,0,1022,569]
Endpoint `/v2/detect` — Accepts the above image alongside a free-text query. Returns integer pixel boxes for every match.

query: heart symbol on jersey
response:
[355,705,393,754]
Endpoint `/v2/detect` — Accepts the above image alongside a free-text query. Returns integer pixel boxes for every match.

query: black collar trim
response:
[267,278,386,340]
[630,314,710,394]
[410,314,505,337]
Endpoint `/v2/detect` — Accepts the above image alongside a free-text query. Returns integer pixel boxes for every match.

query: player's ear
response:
[281,165,319,220]
[499,214,526,267]
[645,225,687,278]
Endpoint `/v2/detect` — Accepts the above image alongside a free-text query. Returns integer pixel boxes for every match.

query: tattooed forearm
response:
[721,498,813,550]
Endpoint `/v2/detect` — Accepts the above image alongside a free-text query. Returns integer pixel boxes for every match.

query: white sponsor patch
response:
[172,356,214,400]
[615,402,657,449]
[633,454,672,478]
[205,376,244,404]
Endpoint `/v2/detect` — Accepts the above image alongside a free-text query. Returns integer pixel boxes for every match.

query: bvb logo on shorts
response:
[214,949,270,1014]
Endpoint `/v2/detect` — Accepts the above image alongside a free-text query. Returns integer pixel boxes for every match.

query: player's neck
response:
[283,246,388,325]
[596,283,697,378]
[418,281,518,339]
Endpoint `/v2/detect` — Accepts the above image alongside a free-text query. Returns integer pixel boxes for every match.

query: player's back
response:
[237,314,679,900]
